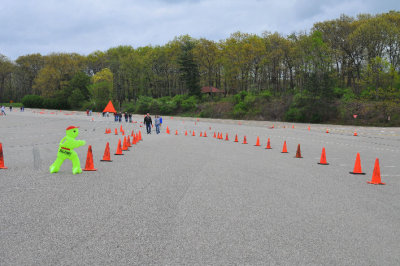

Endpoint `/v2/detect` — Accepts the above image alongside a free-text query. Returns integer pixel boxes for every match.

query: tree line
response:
[0,11,399,124]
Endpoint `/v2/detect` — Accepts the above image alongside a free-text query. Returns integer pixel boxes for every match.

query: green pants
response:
[49,148,82,174]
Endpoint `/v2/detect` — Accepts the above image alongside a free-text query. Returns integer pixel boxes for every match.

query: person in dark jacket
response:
[144,113,152,134]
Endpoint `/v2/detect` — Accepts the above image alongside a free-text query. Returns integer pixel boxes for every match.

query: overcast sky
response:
[0,0,398,60]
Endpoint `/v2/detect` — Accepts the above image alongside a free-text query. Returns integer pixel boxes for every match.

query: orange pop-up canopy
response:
[103,100,117,113]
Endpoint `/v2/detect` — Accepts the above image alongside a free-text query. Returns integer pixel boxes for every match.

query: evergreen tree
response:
[178,37,200,96]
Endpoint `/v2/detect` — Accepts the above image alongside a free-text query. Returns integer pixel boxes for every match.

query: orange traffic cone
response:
[242,136,248,144]
[200,132,203,137]
[350,153,365,175]
[185,130,188,136]
[122,137,129,151]
[131,130,134,137]
[115,139,123,155]
[292,125,294,129]
[295,144,302,158]
[318,147,329,165]
[105,128,108,134]
[234,134,238,142]
[204,131,207,137]
[121,130,125,136]
[115,128,118,135]
[120,125,123,132]
[255,136,260,146]
[192,131,195,136]
[308,126,310,131]
[213,132,216,138]
[101,142,112,162]
[127,136,131,147]
[83,145,97,171]
[166,126,170,134]
[132,134,137,145]
[353,131,358,136]
[175,130,178,135]
[225,133,229,141]
[0,143,7,169]
[326,129,329,133]
[265,138,271,149]
[367,158,385,185]
[281,141,288,153]
[139,130,142,141]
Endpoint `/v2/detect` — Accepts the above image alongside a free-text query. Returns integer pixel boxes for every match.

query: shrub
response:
[259,90,272,101]
[135,96,153,114]
[42,97,69,110]
[233,102,248,118]
[181,96,198,111]
[233,91,248,104]
[159,100,177,115]
[122,102,136,113]
[21,95,43,108]
[172,94,187,107]
[68,89,86,109]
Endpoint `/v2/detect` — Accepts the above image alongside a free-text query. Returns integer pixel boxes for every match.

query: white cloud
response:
[0,0,398,59]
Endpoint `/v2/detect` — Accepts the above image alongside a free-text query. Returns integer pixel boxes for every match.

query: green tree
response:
[177,36,201,96]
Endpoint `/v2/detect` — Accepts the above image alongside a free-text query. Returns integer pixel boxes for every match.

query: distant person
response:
[124,112,128,122]
[155,115,161,134]
[9,106,12,112]
[89,110,92,116]
[159,115,163,129]
[128,113,132,123]
[1,106,6,116]
[118,112,122,122]
[144,113,152,134]
[86,109,89,116]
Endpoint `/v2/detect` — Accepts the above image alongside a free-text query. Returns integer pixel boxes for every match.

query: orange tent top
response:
[103,100,117,113]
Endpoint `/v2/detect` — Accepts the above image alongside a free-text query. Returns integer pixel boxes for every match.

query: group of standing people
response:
[144,113,162,134]
[113,112,133,123]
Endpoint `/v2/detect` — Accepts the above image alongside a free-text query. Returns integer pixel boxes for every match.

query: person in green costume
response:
[49,126,86,174]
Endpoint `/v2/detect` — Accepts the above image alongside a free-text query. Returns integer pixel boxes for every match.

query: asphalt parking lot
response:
[0,109,399,265]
